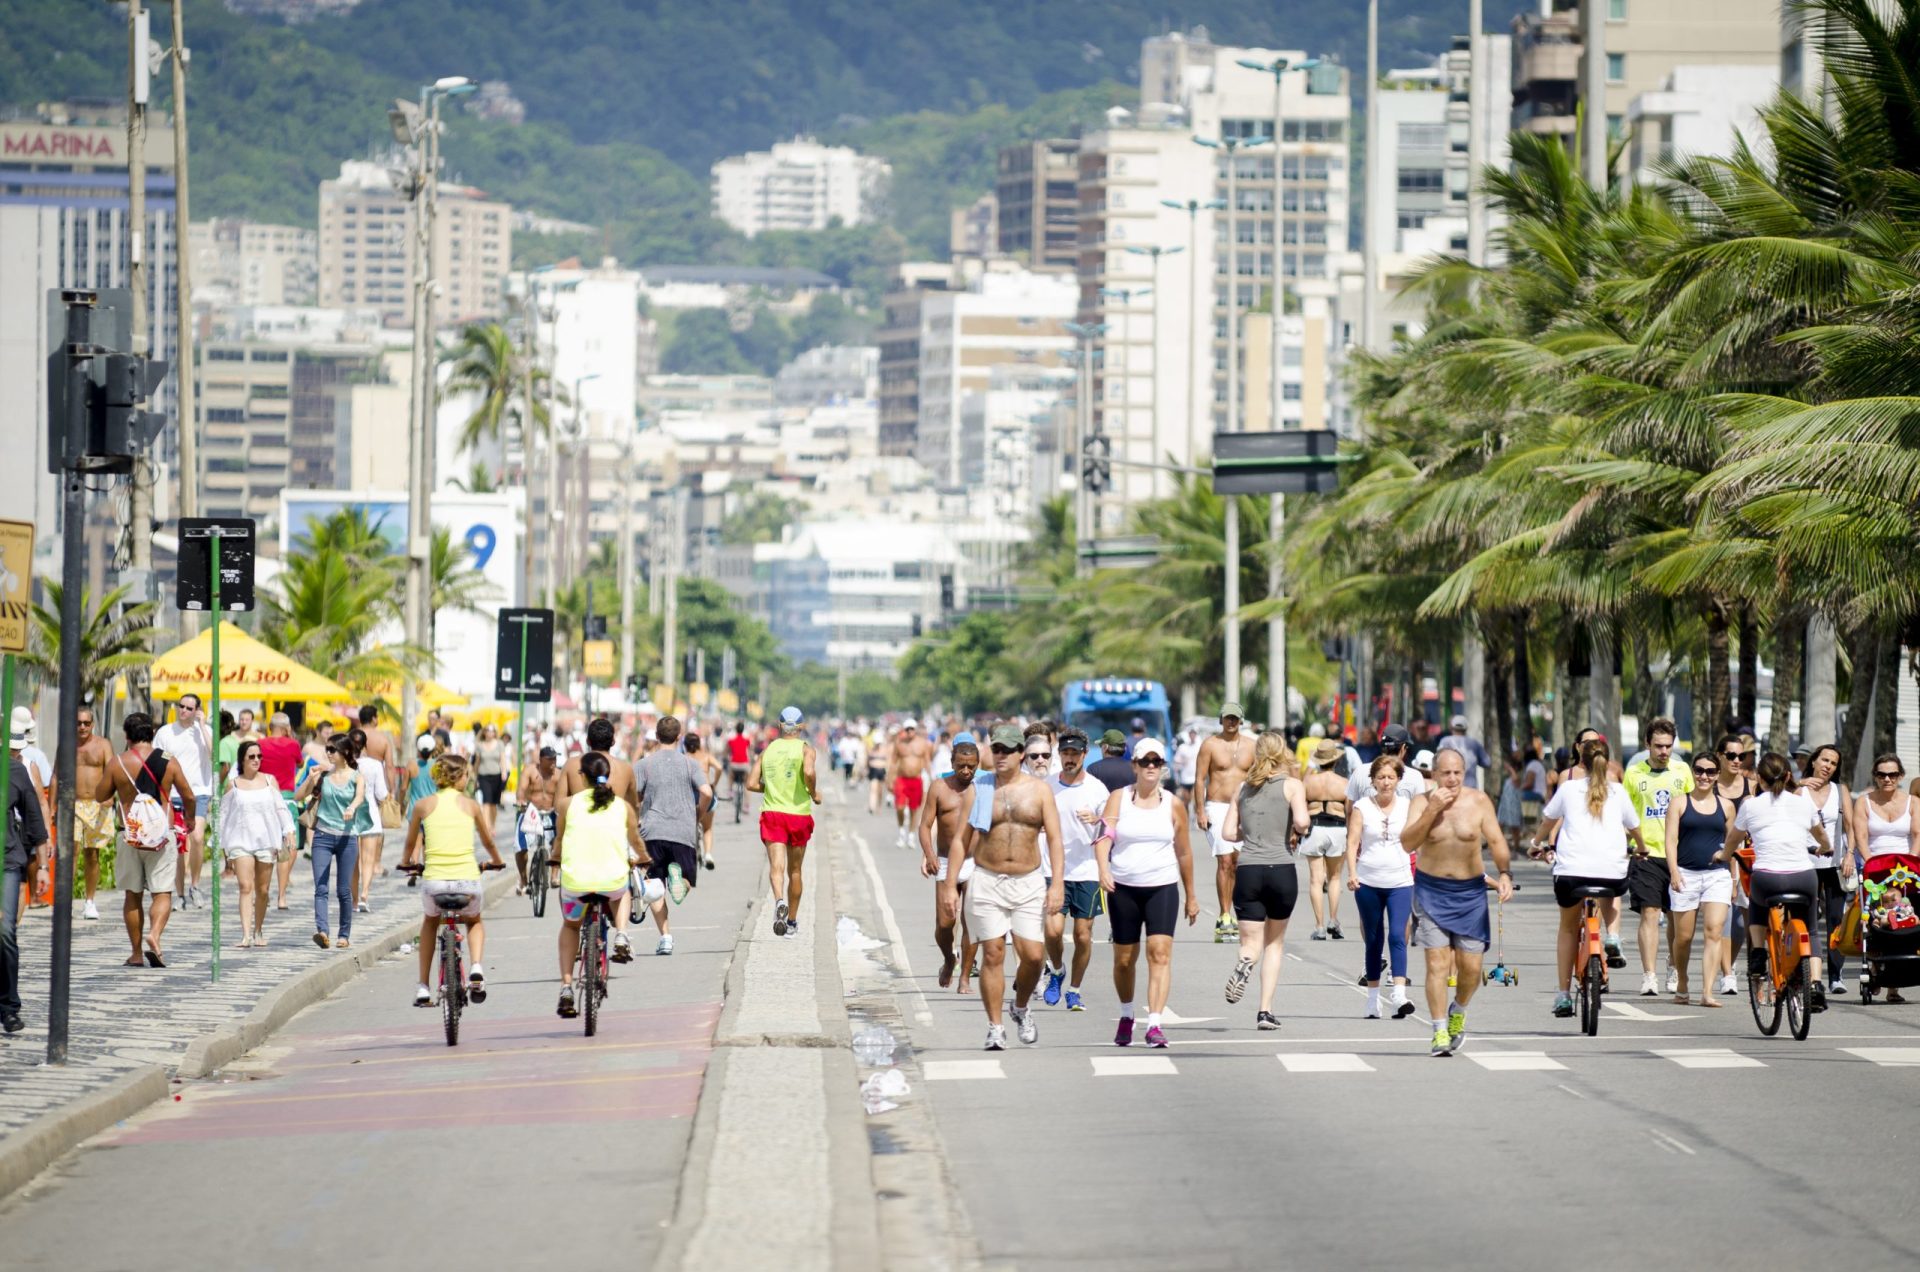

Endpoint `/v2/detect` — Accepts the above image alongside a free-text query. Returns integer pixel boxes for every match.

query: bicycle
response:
[568,891,616,1037]
[1528,840,1611,1036]
[524,809,555,919]
[1745,880,1816,1041]
[730,765,749,823]
[402,862,506,1047]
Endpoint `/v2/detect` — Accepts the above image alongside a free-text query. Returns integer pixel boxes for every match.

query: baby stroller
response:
[1844,854,1920,1003]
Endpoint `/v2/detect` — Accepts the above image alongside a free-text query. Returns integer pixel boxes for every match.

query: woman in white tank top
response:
[1852,751,1912,863]
[1799,745,1852,995]
[1343,754,1421,1019]
[1092,739,1197,1048]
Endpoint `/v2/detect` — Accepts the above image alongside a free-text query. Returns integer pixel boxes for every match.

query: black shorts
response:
[645,841,700,889]
[867,765,884,782]
[1553,874,1627,909]
[1627,856,1670,913]
[1108,882,1179,944]
[475,773,505,806]
[1747,868,1817,922]
[1232,863,1299,924]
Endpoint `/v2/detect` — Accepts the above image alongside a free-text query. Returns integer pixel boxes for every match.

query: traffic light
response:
[1081,433,1112,495]
[911,614,923,639]
[625,673,647,699]
[939,572,955,612]
[45,290,168,475]
[96,352,168,472]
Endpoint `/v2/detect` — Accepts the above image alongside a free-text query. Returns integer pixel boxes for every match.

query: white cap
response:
[1412,749,1436,770]
[901,717,919,730]
[9,705,34,747]
[1132,737,1167,761]
[416,733,436,754]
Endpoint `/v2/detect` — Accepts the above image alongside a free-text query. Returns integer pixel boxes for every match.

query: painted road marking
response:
[1277,1052,1373,1073]
[851,830,936,1027]
[1653,1048,1765,1069]
[1647,1128,1697,1155]
[923,1060,1006,1081]
[1465,1051,1566,1072]
[1091,1056,1178,1077]
[1606,1001,1699,1021]
[1840,1047,1920,1066]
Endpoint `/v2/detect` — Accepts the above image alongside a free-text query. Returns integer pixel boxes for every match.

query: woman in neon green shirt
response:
[552,752,650,1019]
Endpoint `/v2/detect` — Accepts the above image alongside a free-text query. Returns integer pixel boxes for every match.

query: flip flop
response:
[1671,994,1690,1005]
[123,956,145,967]
[143,948,166,968]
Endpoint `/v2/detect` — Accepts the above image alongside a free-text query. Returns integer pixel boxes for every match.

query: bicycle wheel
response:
[1580,954,1603,1036]
[581,911,601,1037]
[1749,960,1782,1036]
[530,847,549,918]
[440,931,462,1047]
[1784,957,1812,1041]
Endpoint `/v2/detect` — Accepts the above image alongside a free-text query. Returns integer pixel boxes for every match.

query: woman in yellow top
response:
[552,752,650,1019]
[400,755,506,1008]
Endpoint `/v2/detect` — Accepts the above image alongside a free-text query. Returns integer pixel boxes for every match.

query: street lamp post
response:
[1159,199,1224,476]
[1097,286,1150,529]
[1123,244,1182,499]
[1063,320,1105,577]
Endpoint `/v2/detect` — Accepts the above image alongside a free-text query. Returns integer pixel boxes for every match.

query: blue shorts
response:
[1062,879,1103,921]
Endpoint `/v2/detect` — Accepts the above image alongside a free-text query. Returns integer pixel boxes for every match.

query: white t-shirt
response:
[1347,766,1426,804]
[1736,790,1823,874]
[1173,738,1200,786]
[1542,778,1640,879]
[1353,795,1414,889]
[20,744,52,791]
[1050,773,1111,883]
[154,720,214,796]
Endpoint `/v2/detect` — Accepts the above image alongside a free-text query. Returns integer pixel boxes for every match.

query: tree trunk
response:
[1689,656,1711,754]
[1630,626,1657,744]
[1591,625,1619,745]
[1707,606,1732,738]
[1511,614,1534,752]
[1765,617,1802,757]
[1873,629,1900,762]
[1737,612,1759,729]
[1486,629,1511,763]
[1803,613,1839,745]
[1838,625,1879,784]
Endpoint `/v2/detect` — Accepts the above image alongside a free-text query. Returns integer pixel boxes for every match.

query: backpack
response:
[120,751,175,849]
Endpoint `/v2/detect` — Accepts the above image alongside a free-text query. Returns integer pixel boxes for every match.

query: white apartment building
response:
[317,159,511,323]
[709,138,890,237]
[190,218,318,307]
[914,263,1077,488]
[1626,63,1777,185]
[753,520,963,671]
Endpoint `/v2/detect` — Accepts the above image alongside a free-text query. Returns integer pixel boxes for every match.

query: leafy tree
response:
[659,309,755,375]
[22,583,163,705]
[721,494,804,546]
[443,320,553,458]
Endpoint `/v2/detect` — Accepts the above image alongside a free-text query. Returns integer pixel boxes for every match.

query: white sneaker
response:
[1640,972,1659,996]
[1717,972,1738,995]
[1666,967,1679,994]
[656,934,675,956]
[82,900,99,921]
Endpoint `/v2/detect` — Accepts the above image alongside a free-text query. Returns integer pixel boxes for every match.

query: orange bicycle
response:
[1736,853,1815,1040]
[1568,886,1611,1036]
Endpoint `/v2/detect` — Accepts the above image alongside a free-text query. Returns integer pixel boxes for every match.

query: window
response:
[1606,53,1625,82]
[1398,168,1445,193]
[208,348,245,362]
[1397,212,1426,230]
[1398,122,1446,150]
[1282,384,1302,400]
[1608,0,1626,18]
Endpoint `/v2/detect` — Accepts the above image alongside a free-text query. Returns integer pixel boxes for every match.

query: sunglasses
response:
[990,744,1019,755]
[1875,770,1903,780]
[1135,758,1166,769]
[1025,751,1052,761]
[1721,749,1746,759]
[1693,766,1718,777]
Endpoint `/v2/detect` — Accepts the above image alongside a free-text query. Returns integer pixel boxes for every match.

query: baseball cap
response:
[1059,727,1089,752]
[952,731,977,748]
[780,705,804,726]
[1219,701,1244,721]
[1412,749,1436,770]
[988,723,1025,750]
[901,717,919,730]
[1450,714,1468,730]
[1132,737,1167,761]
[1101,728,1127,748]
[416,733,436,755]
[1380,724,1412,750]
[1130,717,1146,731]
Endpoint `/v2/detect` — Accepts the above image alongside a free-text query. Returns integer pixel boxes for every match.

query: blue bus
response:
[1061,679,1173,753]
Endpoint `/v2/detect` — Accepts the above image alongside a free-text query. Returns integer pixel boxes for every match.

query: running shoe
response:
[783,918,801,941]
[1431,1025,1454,1057]
[1309,928,1327,941]
[1829,978,1847,995]
[414,985,432,1007]
[1552,992,1575,1018]
[1256,1011,1281,1030]
[1640,972,1659,997]
[557,986,578,1018]
[1143,1025,1168,1048]
[1718,972,1739,996]
[468,969,487,1004]
[1667,967,1679,995]
[1811,982,1828,1013]
[1065,990,1085,1012]
[1213,916,1232,944]
[773,900,789,936]
[1327,925,1345,940]
[1447,1006,1467,1050]
[667,862,690,904]
[82,900,99,921]
[1604,936,1625,969]
[656,934,675,956]
[1114,1016,1135,1047]
[1011,1005,1038,1045]
[1389,986,1416,1020]
[1043,969,1064,1006]
[1224,956,1254,1004]
[984,1023,1007,1051]
[703,854,717,871]
[612,932,634,963]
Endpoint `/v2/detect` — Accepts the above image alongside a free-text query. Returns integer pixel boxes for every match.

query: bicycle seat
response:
[1569,885,1618,899]
[1767,892,1811,907]
[574,891,612,903]
[431,892,475,910]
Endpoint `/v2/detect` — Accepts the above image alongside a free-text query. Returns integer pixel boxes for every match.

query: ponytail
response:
[1581,738,1611,819]
[581,752,615,812]
[1754,752,1794,797]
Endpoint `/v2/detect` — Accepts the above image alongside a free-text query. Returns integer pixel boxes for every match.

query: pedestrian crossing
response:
[917,1044,1920,1080]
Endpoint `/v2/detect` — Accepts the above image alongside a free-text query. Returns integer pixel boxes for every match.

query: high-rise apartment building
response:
[190,218,318,307]
[996,139,1081,269]
[316,159,511,323]
[709,138,890,237]
[876,262,955,458]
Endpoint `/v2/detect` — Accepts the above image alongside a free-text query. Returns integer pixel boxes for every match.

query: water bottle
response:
[851,1025,897,1067]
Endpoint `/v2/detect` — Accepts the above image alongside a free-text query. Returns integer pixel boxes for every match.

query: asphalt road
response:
[833,783,1920,1272]
[0,811,764,1271]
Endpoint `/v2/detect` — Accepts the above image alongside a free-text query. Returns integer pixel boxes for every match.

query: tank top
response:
[1805,783,1844,869]
[1235,779,1297,867]
[560,791,631,893]
[1864,794,1911,860]
[419,795,479,881]
[315,770,359,833]
[759,737,813,815]
[1109,790,1179,886]
[1354,795,1414,889]
[1674,792,1729,872]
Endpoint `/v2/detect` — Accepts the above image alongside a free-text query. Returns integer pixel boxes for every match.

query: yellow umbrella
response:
[357,678,470,709]
[149,622,356,703]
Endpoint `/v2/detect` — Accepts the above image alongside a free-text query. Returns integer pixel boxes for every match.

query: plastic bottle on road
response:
[851,1025,897,1066]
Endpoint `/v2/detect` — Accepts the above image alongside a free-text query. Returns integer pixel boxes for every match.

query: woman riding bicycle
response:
[552,752,649,1019]
[1537,737,1647,1018]
[400,754,506,1007]
[1719,752,1832,1010]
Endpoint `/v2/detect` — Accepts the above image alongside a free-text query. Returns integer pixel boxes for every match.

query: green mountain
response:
[0,0,1518,283]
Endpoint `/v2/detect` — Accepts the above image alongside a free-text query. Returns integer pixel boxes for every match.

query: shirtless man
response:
[515,746,564,893]
[918,735,981,994]
[939,724,1064,1050]
[867,729,892,816]
[108,713,196,967]
[1402,749,1514,1056]
[886,719,934,849]
[1194,702,1255,943]
[686,731,726,870]
[356,705,398,796]
[61,707,119,922]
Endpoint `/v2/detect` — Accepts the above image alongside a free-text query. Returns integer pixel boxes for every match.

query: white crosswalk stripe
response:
[1091,1055,1178,1076]
[1839,1047,1920,1066]
[1277,1052,1374,1072]
[1654,1048,1766,1069]
[924,1059,1006,1081]
[1464,1050,1566,1071]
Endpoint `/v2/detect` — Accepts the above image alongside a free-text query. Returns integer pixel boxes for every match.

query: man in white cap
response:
[11,707,53,908]
[1436,714,1492,790]
[1193,701,1254,943]
[748,707,821,939]
[154,695,214,908]
[885,717,934,850]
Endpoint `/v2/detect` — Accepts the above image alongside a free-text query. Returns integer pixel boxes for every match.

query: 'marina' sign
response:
[1,124,124,164]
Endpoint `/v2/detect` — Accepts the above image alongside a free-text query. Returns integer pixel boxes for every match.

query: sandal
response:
[1671,993,1689,1005]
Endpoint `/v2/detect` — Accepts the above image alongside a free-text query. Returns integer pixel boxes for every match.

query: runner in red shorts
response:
[748,707,821,938]
[886,717,934,849]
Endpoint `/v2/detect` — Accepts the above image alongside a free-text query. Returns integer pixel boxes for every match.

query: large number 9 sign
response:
[464,524,495,572]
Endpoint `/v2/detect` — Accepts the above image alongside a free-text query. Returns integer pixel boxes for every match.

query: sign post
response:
[496,608,555,780]
[208,530,222,981]
[0,520,31,931]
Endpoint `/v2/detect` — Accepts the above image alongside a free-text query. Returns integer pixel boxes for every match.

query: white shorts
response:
[935,855,976,886]
[121,843,178,894]
[1206,802,1237,857]
[227,844,279,864]
[1299,824,1346,859]
[963,866,1046,943]
[1668,866,1733,913]
[422,878,484,919]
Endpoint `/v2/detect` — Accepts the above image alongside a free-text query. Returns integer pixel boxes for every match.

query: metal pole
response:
[619,433,635,691]
[519,271,539,605]
[1363,0,1379,358]
[1148,251,1163,495]
[126,2,155,629]
[1185,209,1201,469]
[207,531,221,982]
[402,91,431,743]
[1267,68,1292,725]
[49,294,96,1066]
[662,491,680,702]
[1467,0,1488,268]
[1222,144,1240,707]
[1581,0,1608,189]
[169,0,195,523]
[0,655,14,994]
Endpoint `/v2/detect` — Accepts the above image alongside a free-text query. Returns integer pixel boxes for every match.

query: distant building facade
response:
[316,159,511,323]
[996,139,1081,270]
[709,138,890,237]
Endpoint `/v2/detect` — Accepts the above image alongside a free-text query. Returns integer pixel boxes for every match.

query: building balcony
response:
[1516,40,1580,87]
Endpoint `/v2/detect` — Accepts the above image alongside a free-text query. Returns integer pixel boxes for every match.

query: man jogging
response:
[749,707,820,939]
[1404,749,1514,1055]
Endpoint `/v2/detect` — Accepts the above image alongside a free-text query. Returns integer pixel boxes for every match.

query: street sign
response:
[177,518,257,612]
[1212,429,1348,495]
[690,681,711,707]
[717,688,740,713]
[495,608,555,703]
[0,519,34,654]
[582,639,614,679]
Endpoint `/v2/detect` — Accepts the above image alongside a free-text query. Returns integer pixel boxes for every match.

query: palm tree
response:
[442,321,553,458]
[429,526,499,619]
[22,582,164,704]
[448,460,499,493]
[259,512,421,694]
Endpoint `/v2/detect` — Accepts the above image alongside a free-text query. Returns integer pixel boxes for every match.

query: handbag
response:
[379,792,405,830]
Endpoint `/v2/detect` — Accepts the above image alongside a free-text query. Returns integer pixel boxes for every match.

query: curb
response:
[0,865,519,1201]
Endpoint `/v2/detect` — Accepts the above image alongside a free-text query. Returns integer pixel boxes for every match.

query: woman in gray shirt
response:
[1220,732,1309,1029]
